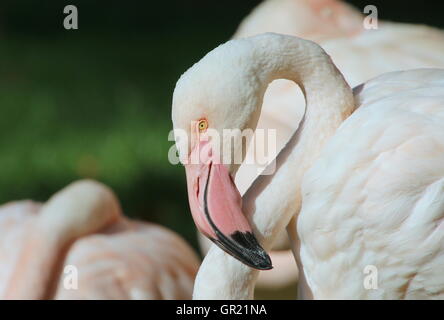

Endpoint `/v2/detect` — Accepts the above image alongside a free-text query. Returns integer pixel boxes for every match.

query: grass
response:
[0,30,230,249]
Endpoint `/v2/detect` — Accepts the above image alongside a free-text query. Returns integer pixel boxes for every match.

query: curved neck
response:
[4,183,120,300]
[194,34,355,299]
[4,220,76,299]
[254,34,354,131]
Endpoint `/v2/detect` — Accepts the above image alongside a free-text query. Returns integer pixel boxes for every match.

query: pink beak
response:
[185,141,272,270]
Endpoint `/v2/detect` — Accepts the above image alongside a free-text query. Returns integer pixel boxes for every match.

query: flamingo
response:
[197,0,444,294]
[234,0,444,199]
[0,179,199,299]
[172,33,444,299]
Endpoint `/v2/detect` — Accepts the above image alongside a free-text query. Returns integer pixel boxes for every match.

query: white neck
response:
[193,34,355,299]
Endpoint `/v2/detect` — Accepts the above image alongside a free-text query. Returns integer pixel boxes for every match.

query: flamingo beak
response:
[184,142,272,270]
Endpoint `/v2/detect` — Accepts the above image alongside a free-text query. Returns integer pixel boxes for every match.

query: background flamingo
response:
[0,180,199,299]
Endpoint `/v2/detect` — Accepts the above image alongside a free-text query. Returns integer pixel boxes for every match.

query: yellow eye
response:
[198,119,208,132]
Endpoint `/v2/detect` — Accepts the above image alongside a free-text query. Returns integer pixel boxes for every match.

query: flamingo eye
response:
[198,119,208,132]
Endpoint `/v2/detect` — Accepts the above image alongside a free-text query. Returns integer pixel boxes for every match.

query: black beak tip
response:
[253,253,273,270]
[212,230,274,271]
[249,243,273,270]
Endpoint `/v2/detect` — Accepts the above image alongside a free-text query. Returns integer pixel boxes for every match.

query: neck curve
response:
[194,33,355,299]
[4,180,120,299]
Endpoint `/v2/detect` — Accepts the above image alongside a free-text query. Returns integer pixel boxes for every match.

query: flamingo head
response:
[172,38,272,270]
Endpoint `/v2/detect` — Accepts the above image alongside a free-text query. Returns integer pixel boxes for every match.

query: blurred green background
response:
[0,0,443,252]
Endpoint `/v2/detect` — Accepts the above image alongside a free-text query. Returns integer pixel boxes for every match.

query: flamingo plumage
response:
[0,180,199,299]
[172,33,444,299]
[197,0,444,294]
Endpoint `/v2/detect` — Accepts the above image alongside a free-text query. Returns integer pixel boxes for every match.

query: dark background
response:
[0,0,442,249]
